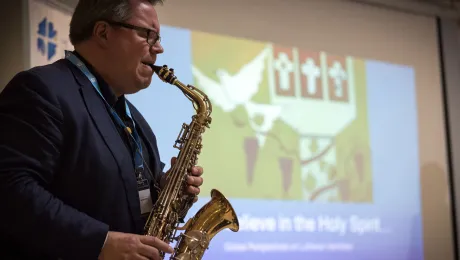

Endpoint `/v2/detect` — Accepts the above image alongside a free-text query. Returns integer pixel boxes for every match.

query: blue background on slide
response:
[127,25,422,260]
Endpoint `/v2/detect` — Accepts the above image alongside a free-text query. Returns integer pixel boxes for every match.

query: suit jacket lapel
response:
[129,104,164,177]
[67,60,140,227]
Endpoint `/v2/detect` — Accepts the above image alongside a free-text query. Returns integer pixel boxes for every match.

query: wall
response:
[439,16,460,260]
[0,0,27,92]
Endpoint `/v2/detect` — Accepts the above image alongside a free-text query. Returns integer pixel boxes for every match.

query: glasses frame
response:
[105,20,161,47]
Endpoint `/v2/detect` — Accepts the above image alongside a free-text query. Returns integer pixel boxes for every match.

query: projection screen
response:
[26,0,455,259]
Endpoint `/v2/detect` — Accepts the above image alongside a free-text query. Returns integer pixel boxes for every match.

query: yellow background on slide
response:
[192,30,372,203]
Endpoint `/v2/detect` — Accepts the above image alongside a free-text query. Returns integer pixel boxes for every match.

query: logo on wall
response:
[36,17,57,61]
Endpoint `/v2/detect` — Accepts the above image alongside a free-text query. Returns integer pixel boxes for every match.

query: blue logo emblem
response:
[37,17,57,61]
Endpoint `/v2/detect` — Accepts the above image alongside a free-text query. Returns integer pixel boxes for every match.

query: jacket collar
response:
[66,56,144,230]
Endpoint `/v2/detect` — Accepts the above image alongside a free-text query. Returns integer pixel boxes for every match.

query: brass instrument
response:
[145,64,240,260]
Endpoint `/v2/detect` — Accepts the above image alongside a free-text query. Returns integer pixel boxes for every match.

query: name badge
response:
[139,189,153,214]
[137,176,149,190]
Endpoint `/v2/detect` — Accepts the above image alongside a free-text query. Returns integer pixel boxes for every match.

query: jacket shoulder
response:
[25,59,75,85]
[4,59,78,97]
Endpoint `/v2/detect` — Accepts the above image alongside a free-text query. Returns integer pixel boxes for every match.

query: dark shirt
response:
[73,51,156,221]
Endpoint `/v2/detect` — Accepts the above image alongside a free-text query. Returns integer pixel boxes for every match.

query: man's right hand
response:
[98,231,174,260]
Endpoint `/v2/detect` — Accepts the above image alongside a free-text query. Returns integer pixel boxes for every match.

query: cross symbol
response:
[301,58,321,94]
[328,61,347,97]
[274,52,294,91]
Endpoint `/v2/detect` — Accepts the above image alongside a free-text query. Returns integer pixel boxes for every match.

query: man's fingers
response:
[139,235,174,254]
[186,185,200,195]
[191,166,203,176]
[137,244,160,260]
[135,252,154,260]
[187,176,203,187]
[171,157,177,165]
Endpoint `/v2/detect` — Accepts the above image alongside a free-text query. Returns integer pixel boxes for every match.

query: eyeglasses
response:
[106,21,161,46]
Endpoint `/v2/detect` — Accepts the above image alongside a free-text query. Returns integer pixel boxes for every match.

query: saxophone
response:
[144,64,240,260]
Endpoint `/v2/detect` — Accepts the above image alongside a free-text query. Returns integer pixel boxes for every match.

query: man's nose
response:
[151,42,164,54]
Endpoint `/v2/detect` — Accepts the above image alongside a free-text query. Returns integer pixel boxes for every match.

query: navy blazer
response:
[0,59,165,259]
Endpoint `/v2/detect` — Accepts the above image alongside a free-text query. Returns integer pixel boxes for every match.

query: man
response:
[0,0,204,259]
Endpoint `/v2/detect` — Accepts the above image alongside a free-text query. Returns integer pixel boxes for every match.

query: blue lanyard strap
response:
[65,50,144,177]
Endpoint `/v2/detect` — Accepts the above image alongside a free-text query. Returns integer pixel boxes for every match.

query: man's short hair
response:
[69,0,164,45]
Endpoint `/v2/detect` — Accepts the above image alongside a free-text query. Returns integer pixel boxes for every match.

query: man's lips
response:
[142,61,154,67]
[141,62,154,74]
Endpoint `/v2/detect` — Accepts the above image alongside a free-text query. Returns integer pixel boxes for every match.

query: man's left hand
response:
[186,165,203,202]
[162,157,204,203]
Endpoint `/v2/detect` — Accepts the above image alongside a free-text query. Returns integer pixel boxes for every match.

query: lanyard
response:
[65,50,144,178]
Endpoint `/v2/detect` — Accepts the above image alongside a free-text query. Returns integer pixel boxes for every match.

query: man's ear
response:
[92,21,110,48]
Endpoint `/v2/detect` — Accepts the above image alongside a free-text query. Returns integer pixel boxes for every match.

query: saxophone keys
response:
[173,123,190,150]
[176,218,192,231]
[181,230,209,251]
[173,140,183,150]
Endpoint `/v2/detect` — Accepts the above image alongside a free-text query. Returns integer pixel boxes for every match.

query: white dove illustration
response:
[191,46,270,113]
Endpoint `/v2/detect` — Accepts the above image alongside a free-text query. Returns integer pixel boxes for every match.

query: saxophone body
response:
[144,65,239,260]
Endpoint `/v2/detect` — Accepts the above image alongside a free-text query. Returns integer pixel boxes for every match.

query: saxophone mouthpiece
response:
[148,64,163,74]
[149,64,177,84]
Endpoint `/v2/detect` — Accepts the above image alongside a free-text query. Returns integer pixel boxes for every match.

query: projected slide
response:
[127,25,421,260]
[191,31,371,203]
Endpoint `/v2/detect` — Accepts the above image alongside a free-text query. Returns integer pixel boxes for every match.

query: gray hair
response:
[69,0,164,45]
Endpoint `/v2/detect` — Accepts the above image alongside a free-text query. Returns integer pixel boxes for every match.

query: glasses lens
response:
[148,32,159,46]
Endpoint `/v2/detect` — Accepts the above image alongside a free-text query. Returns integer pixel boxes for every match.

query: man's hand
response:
[163,157,204,203]
[98,231,174,260]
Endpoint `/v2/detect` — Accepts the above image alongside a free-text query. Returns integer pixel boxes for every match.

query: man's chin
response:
[138,78,153,90]
[123,83,151,96]
[136,74,153,87]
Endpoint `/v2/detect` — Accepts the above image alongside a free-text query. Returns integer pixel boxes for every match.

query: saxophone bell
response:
[172,189,239,260]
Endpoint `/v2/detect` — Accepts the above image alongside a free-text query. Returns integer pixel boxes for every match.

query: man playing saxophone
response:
[0,0,205,259]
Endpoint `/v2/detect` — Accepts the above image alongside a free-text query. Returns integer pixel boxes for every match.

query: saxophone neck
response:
[151,64,212,126]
